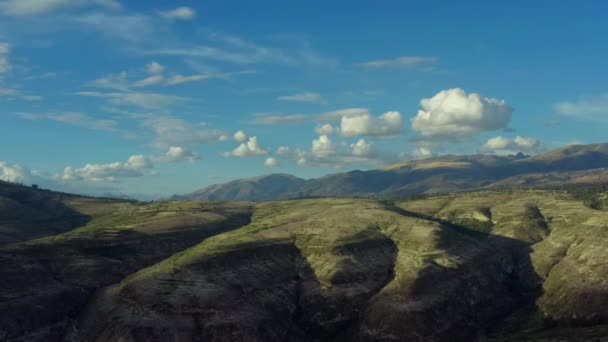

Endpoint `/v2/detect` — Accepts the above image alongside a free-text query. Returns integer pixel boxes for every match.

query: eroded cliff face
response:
[3,191,608,341]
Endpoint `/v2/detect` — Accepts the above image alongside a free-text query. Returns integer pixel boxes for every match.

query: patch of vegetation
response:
[543,183,608,210]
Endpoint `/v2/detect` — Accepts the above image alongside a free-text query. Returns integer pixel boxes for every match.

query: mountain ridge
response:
[177,143,608,201]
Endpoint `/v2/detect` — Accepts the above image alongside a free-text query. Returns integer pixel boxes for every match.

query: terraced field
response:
[2,186,608,341]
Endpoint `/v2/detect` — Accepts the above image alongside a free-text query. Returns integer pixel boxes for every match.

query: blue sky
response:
[0,0,607,198]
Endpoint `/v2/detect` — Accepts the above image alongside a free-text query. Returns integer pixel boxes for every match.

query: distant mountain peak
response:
[176,143,608,201]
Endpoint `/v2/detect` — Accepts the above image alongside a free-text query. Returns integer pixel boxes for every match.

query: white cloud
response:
[90,71,130,90]
[146,61,164,74]
[316,108,370,121]
[233,130,248,142]
[22,95,43,101]
[218,135,230,142]
[132,62,165,87]
[277,92,326,104]
[339,111,403,137]
[555,94,608,122]
[160,146,199,163]
[0,161,32,183]
[223,136,269,157]
[350,139,373,156]
[73,13,154,42]
[17,111,124,133]
[411,88,513,138]
[0,0,123,16]
[141,115,224,149]
[126,154,152,169]
[166,74,211,85]
[264,157,279,167]
[94,62,235,92]
[413,147,432,158]
[481,136,542,154]
[311,135,335,158]
[356,56,438,69]
[159,6,196,21]
[248,114,309,125]
[276,146,291,156]
[60,154,153,182]
[149,32,336,67]
[77,91,187,109]
[315,123,334,135]
[133,74,164,87]
[279,136,397,169]
[0,42,11,76]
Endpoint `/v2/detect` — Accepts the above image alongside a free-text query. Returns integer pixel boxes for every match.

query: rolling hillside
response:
[177,143,608,201]
[2,182,608,340]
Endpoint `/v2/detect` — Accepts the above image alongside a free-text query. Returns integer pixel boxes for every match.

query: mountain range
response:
[175,143,608,201]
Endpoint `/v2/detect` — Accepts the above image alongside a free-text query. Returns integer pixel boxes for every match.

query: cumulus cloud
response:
[277,92,327,104]
[233,130,248,142]
[159,146,199,163]
[481,136,542,154]
[315,123,334,135]
[312,135,336,158]
[125,154,152,169]
[278,136,397,169]
[146,61,164,74]
[0,0,123,16]
[276,146,291,156]
[356,56,438,69]
[223,137,269,157]
[554,94,608,122]
[159,6,196,21]
[60,154,153,182]
[264,157,279,167]
[350,139,373,156]
[411,88,513,139]
[0,161,32,183]
[339,111,403,137]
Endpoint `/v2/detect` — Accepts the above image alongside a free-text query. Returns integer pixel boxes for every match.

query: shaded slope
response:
[0,181,92,246]
[398,190,608,339]
[68,198,535,341]
[175,173,307,201]
[0,200,253,342]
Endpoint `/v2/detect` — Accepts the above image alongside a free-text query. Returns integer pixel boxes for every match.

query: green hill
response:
[3,181,608,341]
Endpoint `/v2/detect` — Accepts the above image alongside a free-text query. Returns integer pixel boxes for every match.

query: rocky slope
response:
[178,143,608,201]
[0,194,253,342]
[68,191,608,341]
[3,183,608,341]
